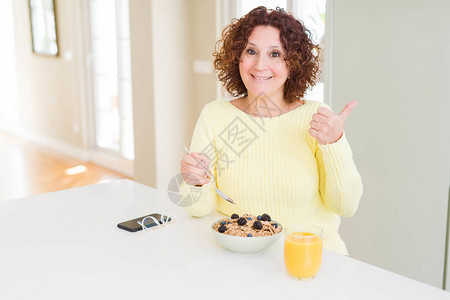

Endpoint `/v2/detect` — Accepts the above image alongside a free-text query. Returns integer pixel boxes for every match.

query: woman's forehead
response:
[247,26,282,47]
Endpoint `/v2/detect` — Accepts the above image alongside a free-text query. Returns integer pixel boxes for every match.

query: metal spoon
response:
[184,146,236,205]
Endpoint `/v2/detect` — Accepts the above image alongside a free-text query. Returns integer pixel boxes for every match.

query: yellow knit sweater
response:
[182,99,363,255]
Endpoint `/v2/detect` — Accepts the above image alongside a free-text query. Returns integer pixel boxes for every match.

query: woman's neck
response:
[234,93,303,118]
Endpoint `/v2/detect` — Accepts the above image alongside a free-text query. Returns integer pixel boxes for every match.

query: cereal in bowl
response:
[213,213,282,237]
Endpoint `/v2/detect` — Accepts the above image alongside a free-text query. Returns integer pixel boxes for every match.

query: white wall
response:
[10,0,85,148]
[0,0,19,128]
[192,0,218,115]
[129,0,157,187]
[138,0,219,190]
[150,0,195,190]
[332,0,450,288]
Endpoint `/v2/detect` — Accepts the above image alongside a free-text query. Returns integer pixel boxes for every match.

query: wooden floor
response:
[0,131,129,201]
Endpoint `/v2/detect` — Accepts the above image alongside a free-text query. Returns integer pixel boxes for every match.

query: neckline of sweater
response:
[226,99,310,120]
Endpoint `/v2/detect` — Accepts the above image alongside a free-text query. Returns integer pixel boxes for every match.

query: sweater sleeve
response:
[181,105,219,217]
[315,132,363,217]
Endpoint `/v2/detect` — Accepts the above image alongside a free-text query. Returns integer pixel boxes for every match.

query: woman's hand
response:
[180,152,211,186]
[309,101,359,145]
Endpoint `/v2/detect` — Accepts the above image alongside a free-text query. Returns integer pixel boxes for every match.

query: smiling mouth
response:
[251,74,273,81]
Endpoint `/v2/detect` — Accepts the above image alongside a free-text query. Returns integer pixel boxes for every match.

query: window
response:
[292,0,326,102]
[237,0,287,14]
[28,0,58,56]
[88,0,134,160]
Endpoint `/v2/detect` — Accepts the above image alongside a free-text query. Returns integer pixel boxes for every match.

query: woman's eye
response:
[246,49,256,55]
[271,51,281,58]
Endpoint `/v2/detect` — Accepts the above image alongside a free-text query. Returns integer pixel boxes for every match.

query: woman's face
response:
[239,25,289,101]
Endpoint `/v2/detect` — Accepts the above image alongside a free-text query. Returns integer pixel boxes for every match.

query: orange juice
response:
[284,232,322,279]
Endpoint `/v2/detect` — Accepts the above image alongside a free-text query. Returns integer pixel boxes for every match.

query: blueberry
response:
[231,214,239,219]
[218,224,227,233]
[247,217,252,221]
[261,213,271,222]
[227,222,231,224]
[252,220,263,230]
[273,223,278,228]
[247,233,253,237]
[221,221,226,225]
[257,215,262,220]
[237,217,247,226]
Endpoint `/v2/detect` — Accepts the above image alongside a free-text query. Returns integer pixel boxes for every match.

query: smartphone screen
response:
[117,213,171,232]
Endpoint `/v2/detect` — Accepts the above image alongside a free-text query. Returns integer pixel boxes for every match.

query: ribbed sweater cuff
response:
[182,181,215,217]
[318,132,356,184]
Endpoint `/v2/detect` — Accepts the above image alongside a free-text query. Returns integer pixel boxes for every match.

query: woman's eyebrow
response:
[247,42,281,49]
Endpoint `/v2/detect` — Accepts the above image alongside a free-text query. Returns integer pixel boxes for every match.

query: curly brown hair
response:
[213,6,320,103]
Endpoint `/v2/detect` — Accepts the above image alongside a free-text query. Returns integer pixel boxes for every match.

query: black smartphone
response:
[117,213,171,232]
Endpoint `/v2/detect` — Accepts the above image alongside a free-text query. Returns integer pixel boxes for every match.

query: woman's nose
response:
[254,54,268,71]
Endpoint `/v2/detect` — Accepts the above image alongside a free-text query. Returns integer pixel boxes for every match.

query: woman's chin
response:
[247,89,272,98]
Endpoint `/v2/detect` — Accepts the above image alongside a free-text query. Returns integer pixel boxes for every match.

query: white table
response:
[0,179,448,299]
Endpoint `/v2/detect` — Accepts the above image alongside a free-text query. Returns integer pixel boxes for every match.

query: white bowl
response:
[211,220,283,253]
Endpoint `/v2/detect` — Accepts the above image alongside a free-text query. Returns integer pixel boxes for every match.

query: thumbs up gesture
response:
[308,101,359,145]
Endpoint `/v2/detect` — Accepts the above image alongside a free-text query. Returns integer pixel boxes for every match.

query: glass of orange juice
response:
[284,224,323,280]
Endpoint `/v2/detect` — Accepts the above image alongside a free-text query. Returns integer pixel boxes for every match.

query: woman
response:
[179,7,362,255]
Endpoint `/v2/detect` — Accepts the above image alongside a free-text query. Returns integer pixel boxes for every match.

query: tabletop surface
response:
[0,179,448,300]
